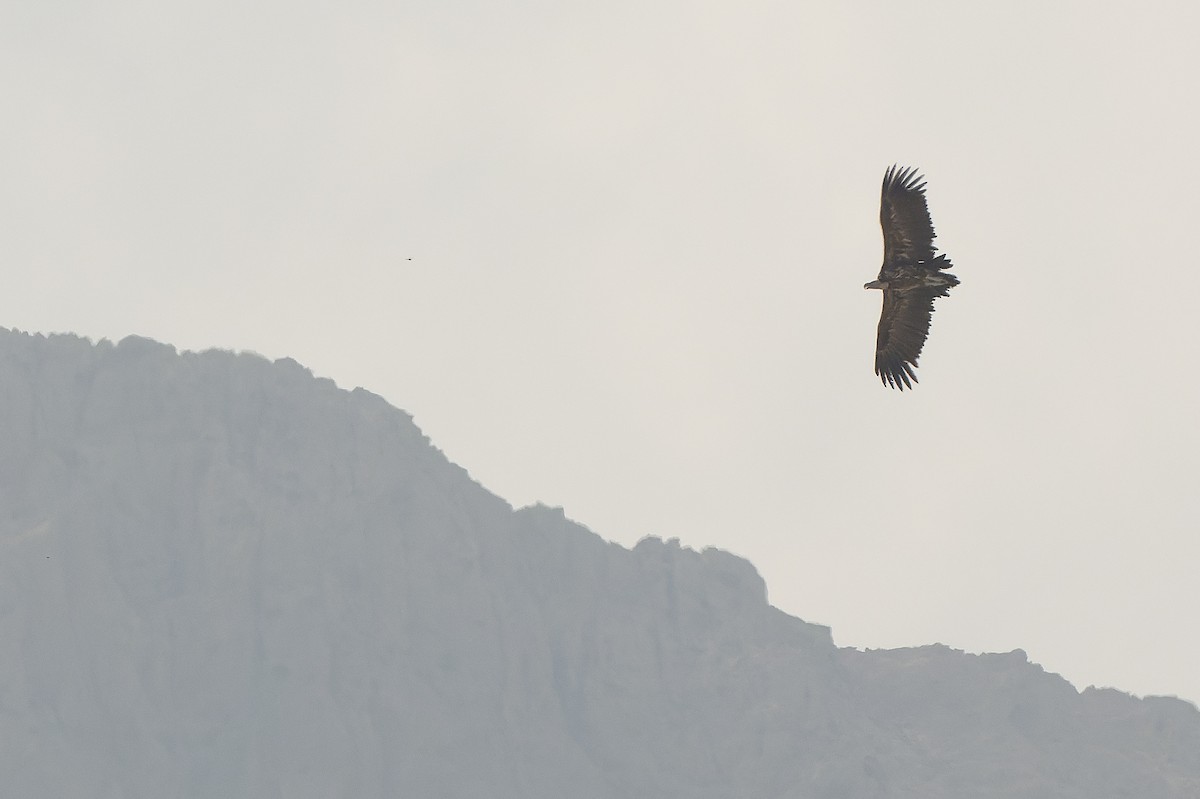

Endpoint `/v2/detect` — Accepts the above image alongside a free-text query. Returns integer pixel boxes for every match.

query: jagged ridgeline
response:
[1,329,1197,798]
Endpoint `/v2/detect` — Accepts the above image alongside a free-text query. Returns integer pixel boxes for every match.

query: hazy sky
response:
[5,0,1199,704]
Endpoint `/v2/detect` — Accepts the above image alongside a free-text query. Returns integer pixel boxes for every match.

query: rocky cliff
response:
[1,329,1196,797]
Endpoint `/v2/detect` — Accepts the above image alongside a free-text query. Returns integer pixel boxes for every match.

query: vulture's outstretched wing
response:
[875,287,945,390]
[880,166,936,266]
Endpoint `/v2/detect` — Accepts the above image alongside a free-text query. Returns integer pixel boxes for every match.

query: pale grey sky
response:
[5,0,1199,704]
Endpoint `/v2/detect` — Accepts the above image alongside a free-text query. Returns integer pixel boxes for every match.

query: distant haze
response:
[3,0,1198,707]
[2,330,1197,797]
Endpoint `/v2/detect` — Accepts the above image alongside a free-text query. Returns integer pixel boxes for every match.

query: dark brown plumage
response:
[864,166,959,390]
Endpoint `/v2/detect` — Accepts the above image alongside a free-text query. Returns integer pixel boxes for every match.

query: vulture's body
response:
[865,166,958,390]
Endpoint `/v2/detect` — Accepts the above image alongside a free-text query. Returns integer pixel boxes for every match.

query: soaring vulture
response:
[865,165,959,390]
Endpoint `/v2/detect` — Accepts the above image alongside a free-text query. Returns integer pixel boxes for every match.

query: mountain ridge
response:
[1,328,1196,798]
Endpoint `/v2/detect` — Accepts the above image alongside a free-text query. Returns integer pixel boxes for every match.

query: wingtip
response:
[876,362,918,391]
[883,164,927,195]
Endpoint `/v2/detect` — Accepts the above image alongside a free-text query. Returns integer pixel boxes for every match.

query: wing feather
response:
[880,165,937,266]
[874,288,943,390]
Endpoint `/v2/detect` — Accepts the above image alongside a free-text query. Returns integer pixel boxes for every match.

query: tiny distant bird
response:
[864,165,959,390]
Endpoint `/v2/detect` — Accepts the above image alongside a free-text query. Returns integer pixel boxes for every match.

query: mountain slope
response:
[1,329,1196,798]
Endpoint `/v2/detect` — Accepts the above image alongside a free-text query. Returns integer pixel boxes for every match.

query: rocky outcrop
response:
[1,329,1196,798]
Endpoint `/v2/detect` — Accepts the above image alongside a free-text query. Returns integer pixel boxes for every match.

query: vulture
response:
[865,165,959,390]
